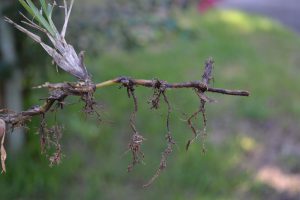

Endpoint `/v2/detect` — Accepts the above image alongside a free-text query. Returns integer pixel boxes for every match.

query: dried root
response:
[144,90,176,187]
[39,117,64,167]
[121,78,146,172]
[185,58,214,153]
[186,90,208,153]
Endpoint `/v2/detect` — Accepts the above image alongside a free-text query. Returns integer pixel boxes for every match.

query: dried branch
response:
[0,0,250,186]
[97,77,250,96]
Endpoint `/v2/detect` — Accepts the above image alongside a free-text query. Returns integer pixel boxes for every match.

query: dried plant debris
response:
[0,0,250,187]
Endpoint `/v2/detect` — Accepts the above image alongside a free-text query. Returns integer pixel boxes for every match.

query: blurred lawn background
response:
[1,1,300,199]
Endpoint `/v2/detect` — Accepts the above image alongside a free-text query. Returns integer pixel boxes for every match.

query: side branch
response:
[207,87,250,96]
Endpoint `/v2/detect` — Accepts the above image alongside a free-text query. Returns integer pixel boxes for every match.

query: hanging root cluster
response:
[121,78,145,172]
[0,0,250,187]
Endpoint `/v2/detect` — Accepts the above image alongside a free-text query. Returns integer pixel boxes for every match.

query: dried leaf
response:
[1,145,7,173]
[0,119,6,173]
[0,119,5,139]
[61,0,74,37]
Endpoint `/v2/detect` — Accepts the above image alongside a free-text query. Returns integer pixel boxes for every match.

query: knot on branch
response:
[149,79,167,109]
[119,77,136,99]
[152,79,167,91]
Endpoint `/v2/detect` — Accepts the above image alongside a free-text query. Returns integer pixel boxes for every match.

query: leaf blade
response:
[25,0,55,35]
[19,0,35,17]
[39,0,49,16]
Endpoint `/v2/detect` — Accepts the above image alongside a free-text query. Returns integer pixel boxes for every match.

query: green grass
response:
[2,9,300,199]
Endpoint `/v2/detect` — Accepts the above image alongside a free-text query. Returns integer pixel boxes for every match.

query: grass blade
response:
[39,0,49,16]
[19,0,35,17]
[25,0,55,35]
[47,3,53,18]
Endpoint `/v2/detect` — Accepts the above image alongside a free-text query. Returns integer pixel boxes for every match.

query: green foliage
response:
[19,0,57,36]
